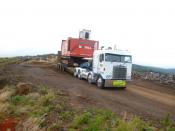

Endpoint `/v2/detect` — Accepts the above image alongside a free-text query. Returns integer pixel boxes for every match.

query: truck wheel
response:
[97,76,104,89]
[88,74,93,84]
[62,65,65,71]
[58,64,61,70]
[73,70,77,77]
[57,64,59,69]
[60,64,64,71]
[78,71,82,79]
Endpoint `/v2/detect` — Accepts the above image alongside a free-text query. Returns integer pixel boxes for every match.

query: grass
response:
[11,95,30,105]
[0,57,19,68]
[0,85,54,118]
[70,109,154,131]
[60,111,73,120]
[0,84,174,130]
[160,113,175,131]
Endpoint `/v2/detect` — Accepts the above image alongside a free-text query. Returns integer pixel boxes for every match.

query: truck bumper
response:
[104,80,126,87]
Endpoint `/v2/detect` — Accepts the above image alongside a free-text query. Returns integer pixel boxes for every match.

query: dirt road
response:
[9,64,175,122]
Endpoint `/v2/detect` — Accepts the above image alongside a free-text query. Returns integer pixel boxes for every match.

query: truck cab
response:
[74,49,132,89]
[92,49,132,88]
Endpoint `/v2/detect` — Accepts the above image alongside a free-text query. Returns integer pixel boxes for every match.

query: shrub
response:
[161,113,175,131]
[116,117,153,131]
[71,109,118,130]
[70,109,154,131]
[60,111,73,120]
[72,112,91,128]
[39,85,49,95]
[11,95,28,105]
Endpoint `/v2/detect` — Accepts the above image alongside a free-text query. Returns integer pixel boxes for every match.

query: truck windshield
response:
[105,53,132,63]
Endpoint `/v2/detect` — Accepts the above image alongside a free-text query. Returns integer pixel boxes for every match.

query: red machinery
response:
[59,30,99,67]
[61,38,99,58]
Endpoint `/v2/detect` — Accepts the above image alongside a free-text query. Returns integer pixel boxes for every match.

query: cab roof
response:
[94,49,132,56]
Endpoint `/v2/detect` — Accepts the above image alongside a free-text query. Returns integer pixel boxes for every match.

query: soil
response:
[0,118,19,131]
[4,64,175,124]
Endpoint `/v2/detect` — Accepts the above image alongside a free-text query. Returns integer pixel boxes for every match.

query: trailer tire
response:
[59,64,61,70]
[97,76,104,89]
[88,74,93,84]
[61,65,64,71]
[57,64,61,70]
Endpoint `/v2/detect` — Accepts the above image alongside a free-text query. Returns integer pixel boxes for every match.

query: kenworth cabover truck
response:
[74,49,132,88]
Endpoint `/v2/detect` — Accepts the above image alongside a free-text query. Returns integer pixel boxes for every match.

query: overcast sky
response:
[0,0,175,68]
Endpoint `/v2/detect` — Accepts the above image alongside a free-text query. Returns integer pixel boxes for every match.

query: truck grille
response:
[113,66,127,79]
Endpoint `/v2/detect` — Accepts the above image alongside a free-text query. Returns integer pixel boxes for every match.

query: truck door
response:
[93,53,98,73]
[93,53,104,73]
[98,54,104,73]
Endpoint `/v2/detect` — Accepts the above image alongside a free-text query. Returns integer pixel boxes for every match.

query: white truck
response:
[74,49,132,88]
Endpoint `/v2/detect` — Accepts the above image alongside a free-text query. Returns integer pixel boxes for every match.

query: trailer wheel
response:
[88,74,93,84]
[57,64,61,70]
[97,76,104,89]
[78,71,82,79]
[61,65,64,71]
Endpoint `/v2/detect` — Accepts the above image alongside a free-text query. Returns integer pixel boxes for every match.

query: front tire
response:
[88,74,93,84]
[74,69,77,77]
[97,76,104,89]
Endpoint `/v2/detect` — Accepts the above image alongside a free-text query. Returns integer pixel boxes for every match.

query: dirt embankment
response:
[7,64,175,124]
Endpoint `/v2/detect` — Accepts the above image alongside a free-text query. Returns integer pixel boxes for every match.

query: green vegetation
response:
[161,114,175,131]
[11,95,30,105]
[0,85,174,130]
[0,57,19,67]
[70,109,154,131]
[0,57,19,82]
[132,64,175,74]
[0,85,55,119]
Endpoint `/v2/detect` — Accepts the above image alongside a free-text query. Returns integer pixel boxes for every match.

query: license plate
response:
[113,80,126,87]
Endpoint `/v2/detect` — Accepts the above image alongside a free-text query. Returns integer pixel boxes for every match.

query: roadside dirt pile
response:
[16,82,36,95]
[132,71,142,79]
[143,72,175,87]
[132,71,175,88]
[19,54,57,64]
